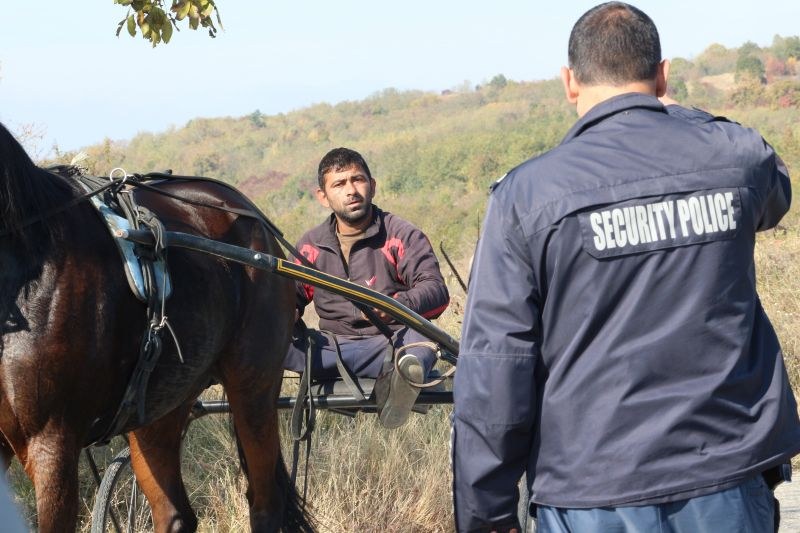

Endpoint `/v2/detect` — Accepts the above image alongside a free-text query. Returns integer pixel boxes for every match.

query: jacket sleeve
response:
[452,188,540,532]
[756,152,791,231]
[665,104,792,231]
[392,226,450,319]
[293,236,317,316]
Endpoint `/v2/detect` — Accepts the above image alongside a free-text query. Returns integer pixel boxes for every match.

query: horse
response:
[0,122,313,533]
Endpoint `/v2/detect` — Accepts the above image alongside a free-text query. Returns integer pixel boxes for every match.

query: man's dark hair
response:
[568,2,661,85]
[317,147,372,189]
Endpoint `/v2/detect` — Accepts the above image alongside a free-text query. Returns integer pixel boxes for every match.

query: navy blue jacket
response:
[452,93,798,531]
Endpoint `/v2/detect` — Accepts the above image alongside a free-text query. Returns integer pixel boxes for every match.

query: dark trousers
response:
[283,324,437,380]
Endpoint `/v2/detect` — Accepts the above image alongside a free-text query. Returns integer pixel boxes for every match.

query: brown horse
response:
[0,122,312,532]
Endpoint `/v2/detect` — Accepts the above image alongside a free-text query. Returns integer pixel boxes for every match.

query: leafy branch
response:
[114,0,222,47]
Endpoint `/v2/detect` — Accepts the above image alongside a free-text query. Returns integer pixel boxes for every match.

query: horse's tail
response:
[233,425,316,532]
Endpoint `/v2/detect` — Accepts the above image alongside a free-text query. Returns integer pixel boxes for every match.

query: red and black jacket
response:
[295,206,449,336]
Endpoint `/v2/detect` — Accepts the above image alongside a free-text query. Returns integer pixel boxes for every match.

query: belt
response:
[762,463,792,490]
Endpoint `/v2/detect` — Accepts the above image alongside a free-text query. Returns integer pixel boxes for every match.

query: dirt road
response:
[777,481,800,532]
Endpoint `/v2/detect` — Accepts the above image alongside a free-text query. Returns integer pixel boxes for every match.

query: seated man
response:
[284,147,450,429]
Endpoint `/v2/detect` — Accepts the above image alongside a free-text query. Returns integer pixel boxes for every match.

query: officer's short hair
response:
[568,2,661,85]
[317,147,373,189]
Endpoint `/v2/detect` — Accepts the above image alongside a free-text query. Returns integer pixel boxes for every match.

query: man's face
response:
[316,164,376,226]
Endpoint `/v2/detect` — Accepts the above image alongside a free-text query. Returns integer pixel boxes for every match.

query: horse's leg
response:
[128,402,196,533]
[22,430,80,533]
[219,368,286,533]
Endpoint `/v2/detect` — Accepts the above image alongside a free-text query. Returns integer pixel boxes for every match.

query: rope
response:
[394,342,455,389]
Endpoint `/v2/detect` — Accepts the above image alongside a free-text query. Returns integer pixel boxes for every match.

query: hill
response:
[50,38,800,259]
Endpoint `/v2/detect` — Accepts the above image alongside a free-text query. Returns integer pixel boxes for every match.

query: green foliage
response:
[114,0,221,47]
[731,76,766,106]
[766,80,800,109]
[736,54,766,83]
[669,78,689,101]
[668,57,696,79]
[248,109,265,128]
[695,43,737,75]
[738,40,761,58]
[772,34,800,60]
[489,74,508,89]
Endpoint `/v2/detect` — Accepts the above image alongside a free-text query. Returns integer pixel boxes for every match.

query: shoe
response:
[412,375,446,414]
[379,354,423,429]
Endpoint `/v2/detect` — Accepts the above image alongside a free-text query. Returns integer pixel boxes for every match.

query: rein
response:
[134,172,398,341]
[0,179,119,239]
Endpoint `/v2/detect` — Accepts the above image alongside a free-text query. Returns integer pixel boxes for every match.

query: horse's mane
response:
[0,122,78,251]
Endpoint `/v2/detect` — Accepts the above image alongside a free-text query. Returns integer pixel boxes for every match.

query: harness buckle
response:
[109,167,129,185]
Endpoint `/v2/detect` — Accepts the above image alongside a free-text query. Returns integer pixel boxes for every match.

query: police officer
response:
[452,3,798,532]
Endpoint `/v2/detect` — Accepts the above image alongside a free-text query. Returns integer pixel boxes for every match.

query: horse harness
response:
[68,169,181,444]
[45,167,294,444]
[57,168,403,446]
[30,167,451,464]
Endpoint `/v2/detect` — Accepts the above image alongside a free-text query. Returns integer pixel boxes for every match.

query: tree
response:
[771,35,800,60]
[695,43,737,75]
[668,78,689,101]
[730,76,765,106]
[115,0,222,47]
[489,74,508,89]
[766,80,800,109]
[738,40,761,58]
[668,57,695,79]
[736,55,766,83]
[765,56,788,82]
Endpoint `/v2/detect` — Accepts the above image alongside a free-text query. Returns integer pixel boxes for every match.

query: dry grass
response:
[290,408,453,532]
[698,73,736,92]
[756,226,800,389]
[754,219,800,473]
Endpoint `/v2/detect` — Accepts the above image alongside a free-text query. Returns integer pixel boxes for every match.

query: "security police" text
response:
[589,191,737,251]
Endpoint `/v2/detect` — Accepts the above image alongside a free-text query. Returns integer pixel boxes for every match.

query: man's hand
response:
[361,308,393,323]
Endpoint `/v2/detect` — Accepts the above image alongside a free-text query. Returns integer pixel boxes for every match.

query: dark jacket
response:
[295,206,449,336]
[452,93,799,531]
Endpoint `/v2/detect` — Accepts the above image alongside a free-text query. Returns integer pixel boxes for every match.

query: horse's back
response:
[122,178,295,427]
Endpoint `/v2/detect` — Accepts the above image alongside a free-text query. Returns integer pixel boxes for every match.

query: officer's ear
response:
[655,59,670,98]
[561,66,580,105]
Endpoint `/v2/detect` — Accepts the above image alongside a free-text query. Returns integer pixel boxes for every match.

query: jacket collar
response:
[560,93,666,145]
[318,205,384,250]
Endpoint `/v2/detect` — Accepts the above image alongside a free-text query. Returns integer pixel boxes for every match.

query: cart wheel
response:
[90,447,153,533]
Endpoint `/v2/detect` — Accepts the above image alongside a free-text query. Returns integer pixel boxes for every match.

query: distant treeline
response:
[50,36,800,252]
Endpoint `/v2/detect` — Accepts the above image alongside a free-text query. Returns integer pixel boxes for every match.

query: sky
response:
[1,1,798,156]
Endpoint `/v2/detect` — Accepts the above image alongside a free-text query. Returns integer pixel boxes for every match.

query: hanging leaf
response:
[115,0,224,46]
[162,20,174,43]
